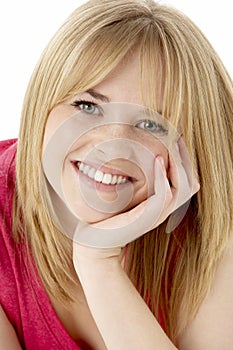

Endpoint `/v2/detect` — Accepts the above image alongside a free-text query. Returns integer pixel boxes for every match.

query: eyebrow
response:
[86,89,110,103]
[86,89,163,116]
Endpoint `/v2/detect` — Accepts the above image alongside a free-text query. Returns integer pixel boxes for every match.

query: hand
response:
[73,137,200,249]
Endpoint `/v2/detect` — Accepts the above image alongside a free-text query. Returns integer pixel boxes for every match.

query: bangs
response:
[54,19,147,104]
[140,22,185,132]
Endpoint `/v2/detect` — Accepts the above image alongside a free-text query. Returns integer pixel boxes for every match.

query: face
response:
[43,47,170,224]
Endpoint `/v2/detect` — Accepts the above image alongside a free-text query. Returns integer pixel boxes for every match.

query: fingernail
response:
[156,157,166,176]
[157,156,165,168]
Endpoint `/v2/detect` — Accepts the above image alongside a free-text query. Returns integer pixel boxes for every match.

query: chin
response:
[71,205,115,224]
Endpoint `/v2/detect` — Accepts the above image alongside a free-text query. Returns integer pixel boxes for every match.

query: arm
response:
[74,246,177,350]
[0,305,22,350]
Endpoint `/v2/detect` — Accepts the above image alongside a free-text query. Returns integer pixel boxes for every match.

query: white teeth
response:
[79,162,84,171]
[77,162,128,185]
[87,167,96,179]
[83,165,90,175]
[111,175,118,185]
[94,170,104,183]
[117,176,123,184]
[102,173,112,184]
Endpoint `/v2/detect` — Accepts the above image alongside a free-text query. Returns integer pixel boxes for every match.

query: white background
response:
[0,0,232,140]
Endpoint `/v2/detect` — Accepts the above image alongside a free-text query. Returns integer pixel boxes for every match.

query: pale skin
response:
[1,48,233,349]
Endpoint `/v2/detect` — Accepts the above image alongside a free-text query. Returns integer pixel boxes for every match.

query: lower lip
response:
[73,165,131,193]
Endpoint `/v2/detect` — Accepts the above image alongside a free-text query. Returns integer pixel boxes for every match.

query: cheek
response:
[43,105,75,149]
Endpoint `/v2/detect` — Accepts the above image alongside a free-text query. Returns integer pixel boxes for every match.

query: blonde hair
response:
[14,0,233,343]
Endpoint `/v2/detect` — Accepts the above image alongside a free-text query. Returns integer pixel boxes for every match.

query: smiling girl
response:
[0,1,232,349]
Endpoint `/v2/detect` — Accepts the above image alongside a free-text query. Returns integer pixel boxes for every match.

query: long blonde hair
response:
[14,0,233,342]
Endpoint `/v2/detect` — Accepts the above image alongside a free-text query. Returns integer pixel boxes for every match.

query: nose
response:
[93,123,135,149]
[92,124,140,160]
[103,123,133,139]
[92,124,142,161]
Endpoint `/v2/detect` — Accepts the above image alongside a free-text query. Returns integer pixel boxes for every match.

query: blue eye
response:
[71,100,101,115]
[136,119,168,134]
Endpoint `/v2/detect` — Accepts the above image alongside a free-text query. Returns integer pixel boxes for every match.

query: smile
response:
[76,161,130,185]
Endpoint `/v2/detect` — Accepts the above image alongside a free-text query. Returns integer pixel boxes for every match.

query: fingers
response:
[154,156,173,208]
[167,151,190,212]
[168,137,200,209]
[177,137,200,195]
[164,136,200,232]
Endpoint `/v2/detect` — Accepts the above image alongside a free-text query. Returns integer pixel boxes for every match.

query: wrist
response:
[73,243,122,275]
[74,252,124,291]
[73,243,122,260]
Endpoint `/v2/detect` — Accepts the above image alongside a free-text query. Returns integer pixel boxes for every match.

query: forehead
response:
[92,45,163,109]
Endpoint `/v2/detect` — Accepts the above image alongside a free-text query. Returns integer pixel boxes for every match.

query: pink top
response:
[0,139,81,349]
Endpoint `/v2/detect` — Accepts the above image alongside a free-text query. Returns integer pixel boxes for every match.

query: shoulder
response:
[0,138,18,263]
[0,138,17,176]
[177,238,233,349]
[0,138,17,153]
[0,140,22,333]
[0,139,17,216]
[0,138,19,291]
[0,138,18,262]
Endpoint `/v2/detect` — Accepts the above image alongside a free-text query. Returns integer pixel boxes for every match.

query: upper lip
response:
[74,160,138,181]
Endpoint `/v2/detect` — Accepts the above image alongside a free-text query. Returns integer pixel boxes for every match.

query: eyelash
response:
[71,100,168,134]
[136,120,168,135]
[71,99,102,115]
